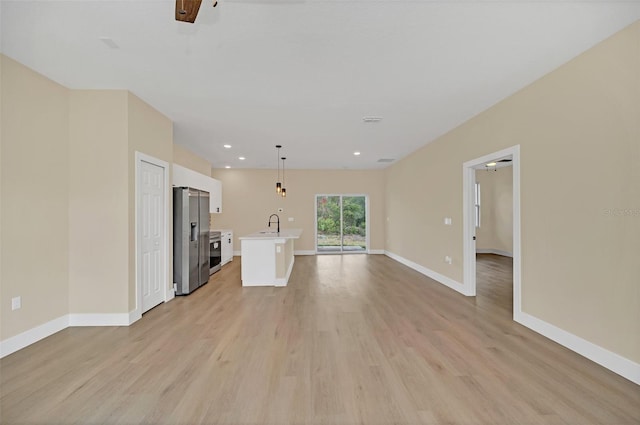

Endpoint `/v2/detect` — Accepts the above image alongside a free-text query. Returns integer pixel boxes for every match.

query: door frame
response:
[133,151,171,323]
[314,194,370,254]
[462,145,521,319]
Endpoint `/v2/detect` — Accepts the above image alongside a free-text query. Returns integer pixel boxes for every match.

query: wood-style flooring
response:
[1,254,638,424]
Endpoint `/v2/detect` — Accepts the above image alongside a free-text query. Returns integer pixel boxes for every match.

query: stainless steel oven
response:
[209,231,222,275]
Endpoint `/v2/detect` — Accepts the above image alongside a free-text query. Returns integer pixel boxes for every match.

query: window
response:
[474,182,481,228]
[315,195,368,253]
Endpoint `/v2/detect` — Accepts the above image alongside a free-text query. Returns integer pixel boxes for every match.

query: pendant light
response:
[281,157,287,197]
[275,145,282,193]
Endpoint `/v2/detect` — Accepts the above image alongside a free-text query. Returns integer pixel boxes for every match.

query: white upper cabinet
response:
[210,178,222,213]
[172,164,222,213]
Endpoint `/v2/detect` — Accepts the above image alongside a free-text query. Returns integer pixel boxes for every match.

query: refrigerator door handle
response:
[190,222,198,241]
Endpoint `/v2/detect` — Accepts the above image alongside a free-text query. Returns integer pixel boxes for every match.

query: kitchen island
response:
[239,229,302,287]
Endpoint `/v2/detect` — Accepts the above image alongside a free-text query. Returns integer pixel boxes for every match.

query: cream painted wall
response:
[210,169,385,253]
[1,55,175,342]
[386,22,640,362]
[475,166,513,254]
[1,55,70,339]
[174,144,212,176]
[70,92,175,315]
[127,93,174,311]
[69,90,130,314]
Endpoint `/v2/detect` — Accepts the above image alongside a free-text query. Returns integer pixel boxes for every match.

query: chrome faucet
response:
[268,214,280,234]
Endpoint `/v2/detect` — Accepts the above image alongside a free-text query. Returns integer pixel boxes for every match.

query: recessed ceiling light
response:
[238,156,245,160]
[354,152,361,156]
[225,165,231,169]
[486,162,497,167]
[223,144,232,149]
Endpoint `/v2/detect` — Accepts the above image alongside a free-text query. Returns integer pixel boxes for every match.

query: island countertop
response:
[239,228,303,240]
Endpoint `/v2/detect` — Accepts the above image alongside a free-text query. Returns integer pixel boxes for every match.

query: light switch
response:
[276,246,282,253]
[444,217,452,225]
[12,296,21,310]
[288,217,294,222]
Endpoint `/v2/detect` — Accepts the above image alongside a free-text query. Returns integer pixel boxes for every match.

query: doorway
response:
[475,163,514,316]
[315,195,368,254]
[135,152,170,321]
[463,146,521,320]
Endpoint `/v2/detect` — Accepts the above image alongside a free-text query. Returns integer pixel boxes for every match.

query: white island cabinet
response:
[239,229,302,287]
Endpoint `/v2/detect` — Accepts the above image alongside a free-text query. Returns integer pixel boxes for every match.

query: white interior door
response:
[140,160,165,313]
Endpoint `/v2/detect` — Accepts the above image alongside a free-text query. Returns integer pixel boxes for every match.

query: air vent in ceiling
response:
[99,37,119,49]
[377,158,395,163]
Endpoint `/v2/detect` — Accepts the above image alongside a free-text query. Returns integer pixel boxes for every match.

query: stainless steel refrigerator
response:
[173,187,210,295]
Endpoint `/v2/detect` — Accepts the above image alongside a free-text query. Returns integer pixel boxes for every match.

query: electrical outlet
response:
[444,256,452,264]
[444,217,452,225]
[11,296,21,310]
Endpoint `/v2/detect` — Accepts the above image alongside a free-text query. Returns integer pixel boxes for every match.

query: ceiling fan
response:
[175,0,217,24]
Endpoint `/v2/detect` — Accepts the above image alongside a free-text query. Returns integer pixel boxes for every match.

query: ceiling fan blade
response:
[175,0,202,24]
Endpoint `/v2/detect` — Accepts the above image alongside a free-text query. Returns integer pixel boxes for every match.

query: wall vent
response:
[377,158,395,163]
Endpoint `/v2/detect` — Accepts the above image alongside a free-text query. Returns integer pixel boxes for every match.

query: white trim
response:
[385,247,640,385]
[235,250,316,257]
[515,312,640,386]
[476,248,513,258]
[0,311,145,358]
[294,250,316,256]
[463,145,521,310]
[129,309,142,325]
[368,249,385,255]
[384,251,471,296]
[134,152,171,320]
[68,313,131,327]
[0,315,69,358]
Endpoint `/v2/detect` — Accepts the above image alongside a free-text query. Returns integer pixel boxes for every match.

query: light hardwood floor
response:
[1,254,638,424]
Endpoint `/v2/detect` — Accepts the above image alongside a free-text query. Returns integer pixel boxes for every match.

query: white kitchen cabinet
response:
[210,178,222,213]
[172,164,222,213]
[221,231,233,265]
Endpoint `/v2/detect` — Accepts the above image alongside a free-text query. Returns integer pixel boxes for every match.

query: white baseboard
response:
[233,250,241,257]
[369,249,385,255]
[1,311,140,358]
[68,313,131,327]
[385,250,640,385]
[0,315,69,358]
[294,250,316,256]
[384,251,470,296]
[129,309,142,325]
[476,248,513,258]
[515,311,640,386]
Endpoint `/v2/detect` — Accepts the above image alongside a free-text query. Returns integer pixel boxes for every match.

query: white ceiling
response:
[2,1,639,170]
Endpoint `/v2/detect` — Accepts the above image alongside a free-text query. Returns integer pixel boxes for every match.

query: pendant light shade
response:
[281,157,286,197]
[275,145,282,193]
